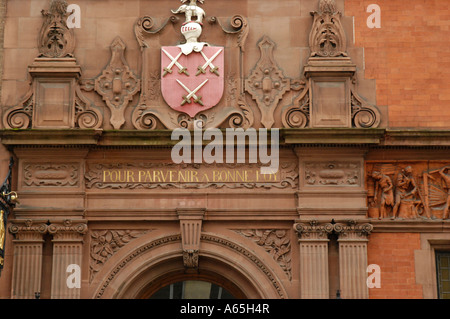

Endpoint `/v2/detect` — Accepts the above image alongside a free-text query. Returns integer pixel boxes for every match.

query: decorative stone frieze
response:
[367,162,450,220]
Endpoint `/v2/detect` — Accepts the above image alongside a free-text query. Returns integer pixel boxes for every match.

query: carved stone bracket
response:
[94,37,140,129]
[177,208,205,269]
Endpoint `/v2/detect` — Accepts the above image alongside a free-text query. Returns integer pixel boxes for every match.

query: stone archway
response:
[90,232,287,299]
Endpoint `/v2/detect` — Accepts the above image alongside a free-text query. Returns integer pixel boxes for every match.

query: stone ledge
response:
[1,128,450,147]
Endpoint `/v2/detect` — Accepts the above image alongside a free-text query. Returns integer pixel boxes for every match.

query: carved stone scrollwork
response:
[351,89,381,128]
[94,37,140,129]
[245,36,294,129]
[209,15,249,53]
[282,82,309,128]
[2,89,33,129]
[75,87,103,129]
[309,0,347,58]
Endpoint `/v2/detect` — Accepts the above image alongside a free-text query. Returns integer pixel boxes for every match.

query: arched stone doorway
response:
[90,232,287,299]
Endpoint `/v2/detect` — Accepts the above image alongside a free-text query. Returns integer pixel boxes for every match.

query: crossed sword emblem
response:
[163,48,222,77]
[196,48,222,76]
[177,79,209,106]
[162,49,189,77]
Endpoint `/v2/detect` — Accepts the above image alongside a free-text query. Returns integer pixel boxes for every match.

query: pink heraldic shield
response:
[161,46,224,118]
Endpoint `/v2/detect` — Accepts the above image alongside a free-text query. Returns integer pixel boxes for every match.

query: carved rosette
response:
[235,229,292,280]
[38,0,75,58]
[94,37,140,129]
[309,0,347,58]
[293,220,334,240]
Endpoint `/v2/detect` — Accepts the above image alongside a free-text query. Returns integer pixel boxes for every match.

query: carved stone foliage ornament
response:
[38,0,75,58]
[309,0,347,58]
[235,229,292,280]
[293,220,334,240]
[367,163,450,220]
[94,37,140,129]
[89,229,148,282]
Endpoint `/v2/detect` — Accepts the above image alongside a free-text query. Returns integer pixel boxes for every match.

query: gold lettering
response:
[191,171,199,182]
[103,170,111,182]
[153,170,161,182]
[201,173,210,182]
[227,171,236,182]
[178,170,188,183]
[138,170,145,183]
[127,170,135,183]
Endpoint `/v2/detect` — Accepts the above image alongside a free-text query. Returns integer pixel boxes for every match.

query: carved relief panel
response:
[366,162,450,220]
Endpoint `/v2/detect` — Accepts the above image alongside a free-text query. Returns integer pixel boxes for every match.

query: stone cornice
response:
[1,128,450,147]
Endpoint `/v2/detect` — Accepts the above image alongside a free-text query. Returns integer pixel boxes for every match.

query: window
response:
[149,280,235,299]
[436,252,450,299]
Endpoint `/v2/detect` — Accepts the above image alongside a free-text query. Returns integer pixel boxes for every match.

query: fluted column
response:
[334,221,373,299]
[48,219,87,299]
[9,220,48,299]
[293,220,333,299]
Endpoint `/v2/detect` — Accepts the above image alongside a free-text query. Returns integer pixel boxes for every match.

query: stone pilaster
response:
[9,220,48,299]
[48,219,87,299]
[293,220,333,299]
[334,220,373,299]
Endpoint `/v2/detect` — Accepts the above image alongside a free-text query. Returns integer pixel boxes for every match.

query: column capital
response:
[334,220,373,241]
[9,219,48,242]
[48,219,88,242]
[293,220,333,241]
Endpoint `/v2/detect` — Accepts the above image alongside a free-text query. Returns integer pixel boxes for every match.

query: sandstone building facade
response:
[0,0,449,299]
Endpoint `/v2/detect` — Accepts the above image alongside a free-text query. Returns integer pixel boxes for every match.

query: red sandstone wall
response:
[346,0,450,128]
[367,233,423,299]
